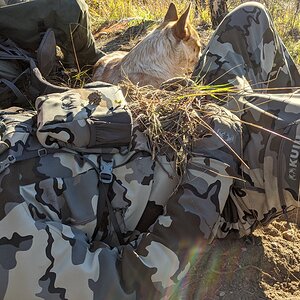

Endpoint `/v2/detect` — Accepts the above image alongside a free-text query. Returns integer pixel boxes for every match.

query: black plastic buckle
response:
[99,157,114,184]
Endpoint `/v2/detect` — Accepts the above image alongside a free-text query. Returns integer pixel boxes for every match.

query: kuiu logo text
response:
[288,135,300,181]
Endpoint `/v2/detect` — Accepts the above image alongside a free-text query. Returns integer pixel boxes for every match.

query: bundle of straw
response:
[122,79,237,168]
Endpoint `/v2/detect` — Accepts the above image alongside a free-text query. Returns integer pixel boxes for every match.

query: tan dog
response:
[92,3,201,88]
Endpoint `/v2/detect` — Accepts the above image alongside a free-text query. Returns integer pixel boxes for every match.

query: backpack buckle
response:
[0,154,16,173]
[99,157,114,184]
[38,148,47,157]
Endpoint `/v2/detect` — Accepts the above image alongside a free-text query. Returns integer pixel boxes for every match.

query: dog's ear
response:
[164,3,178,22]
[172,3,191,40]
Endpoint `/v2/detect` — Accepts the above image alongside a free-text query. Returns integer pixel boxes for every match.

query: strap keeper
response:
[99,157,114,184]
[0,154,16,173]
[38,148,47,157]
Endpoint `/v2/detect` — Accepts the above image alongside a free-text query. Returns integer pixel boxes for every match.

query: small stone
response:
[283,231,294,241]
[219,291,225,297]
[270,242,277,248]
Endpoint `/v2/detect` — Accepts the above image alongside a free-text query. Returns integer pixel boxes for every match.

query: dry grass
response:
[122,78,239,171]
[88,0,189,22]
[87,0,300,65]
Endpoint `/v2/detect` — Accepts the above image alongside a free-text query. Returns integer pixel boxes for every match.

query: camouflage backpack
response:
[0,84,134,243]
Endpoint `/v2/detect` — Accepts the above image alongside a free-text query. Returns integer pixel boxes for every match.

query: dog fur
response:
[92,3,201,88]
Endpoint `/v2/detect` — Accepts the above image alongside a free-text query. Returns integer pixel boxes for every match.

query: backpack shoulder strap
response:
[0,35,69,107]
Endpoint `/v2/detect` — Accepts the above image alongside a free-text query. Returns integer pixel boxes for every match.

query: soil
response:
[93,18,157,53]
[182,212,300,300]
[93,21,300,300]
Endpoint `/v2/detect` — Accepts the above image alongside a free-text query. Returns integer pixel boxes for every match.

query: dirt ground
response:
[182,212,300,300]
[94,21,300,300]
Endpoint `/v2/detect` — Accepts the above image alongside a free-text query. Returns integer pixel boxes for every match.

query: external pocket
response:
[87,118,132,148]
[35,86,133,152]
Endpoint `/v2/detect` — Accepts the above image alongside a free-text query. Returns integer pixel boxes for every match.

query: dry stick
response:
[211,264,277,282]
[282,261,300,282]
[69,23,81,73]
[194,113,250,169]
[241,119,299,144]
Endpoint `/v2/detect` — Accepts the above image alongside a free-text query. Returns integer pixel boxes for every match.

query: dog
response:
[92,3,201,88]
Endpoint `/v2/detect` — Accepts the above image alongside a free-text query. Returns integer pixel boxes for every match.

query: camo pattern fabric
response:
[0,0,31,6]
[0,0,102,67]
[36,86,132,151]
[1,2,300,300]
[220,91,300,238]
[192,1,300,91]
[0,102,239,299]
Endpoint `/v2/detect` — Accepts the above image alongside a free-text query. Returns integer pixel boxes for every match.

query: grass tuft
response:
[122,78,239,171]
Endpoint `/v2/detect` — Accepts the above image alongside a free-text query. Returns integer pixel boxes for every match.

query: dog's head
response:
[160,3,202,73]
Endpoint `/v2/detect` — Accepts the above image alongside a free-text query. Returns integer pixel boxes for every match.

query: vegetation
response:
[86,0,300,65]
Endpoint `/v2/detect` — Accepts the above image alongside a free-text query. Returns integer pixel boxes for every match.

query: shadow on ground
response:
[94,20,155,53]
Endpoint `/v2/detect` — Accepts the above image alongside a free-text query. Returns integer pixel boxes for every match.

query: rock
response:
[283,231,294,241]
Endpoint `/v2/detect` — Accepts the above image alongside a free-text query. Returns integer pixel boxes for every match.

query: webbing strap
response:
[0,54,30,60]
[82,155,124,245]
[15,148,53,161]
[0,39,34,103]
[0,78,27,103]
[0,43,33,103]
[91,182,107,241]
[0,147,72,173]
[0,38,32,59]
